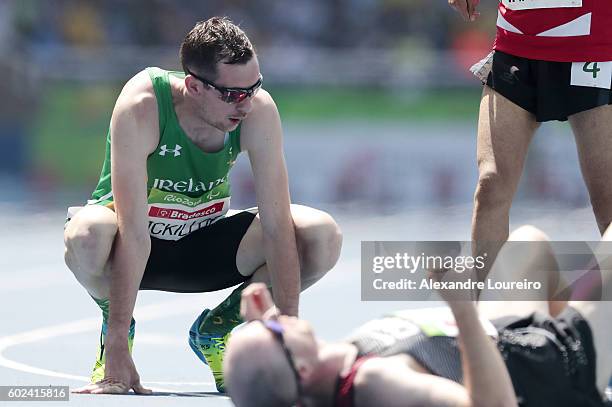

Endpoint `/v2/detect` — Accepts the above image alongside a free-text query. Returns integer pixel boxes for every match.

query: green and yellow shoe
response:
[188,284,246,393]
[188,309,233,392]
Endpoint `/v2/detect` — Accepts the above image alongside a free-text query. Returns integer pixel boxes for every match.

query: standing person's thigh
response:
[63,205,118,299]
[568,104,612,234]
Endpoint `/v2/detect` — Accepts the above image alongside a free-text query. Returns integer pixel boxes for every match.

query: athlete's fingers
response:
[241,283,274,320]
[449,0,469,21]
[261,305,280,320]
[467,0,480,21]
[241,283,266,304]
[72,380,115,393]
[240,289,260,320]
[72,383,99,393]
[467,0,475,21]
[90,383,128,394]
[132,382,153,394]
[255,285,275,310]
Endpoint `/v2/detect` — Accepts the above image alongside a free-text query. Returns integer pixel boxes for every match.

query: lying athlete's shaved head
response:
[225,322,298,407]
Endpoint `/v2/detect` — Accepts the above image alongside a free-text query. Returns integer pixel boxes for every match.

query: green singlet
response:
[89,67,242,241]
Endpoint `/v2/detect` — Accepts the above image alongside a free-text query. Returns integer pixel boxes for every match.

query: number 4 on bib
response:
[571,61,612,89]
[583,62,600,78]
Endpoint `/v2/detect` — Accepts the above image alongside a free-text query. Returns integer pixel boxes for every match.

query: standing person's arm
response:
[76,72,159,394]
[241,90,301,316]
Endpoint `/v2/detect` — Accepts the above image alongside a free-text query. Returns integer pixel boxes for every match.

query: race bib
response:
[147,188,230,241]
[391,309,499,339]
[501,0,582,10]
[571,62,612,89]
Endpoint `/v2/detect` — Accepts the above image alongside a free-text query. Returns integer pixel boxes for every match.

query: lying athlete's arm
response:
[240,90,301,316]
[106,71,159,359]
[450,302,518,407]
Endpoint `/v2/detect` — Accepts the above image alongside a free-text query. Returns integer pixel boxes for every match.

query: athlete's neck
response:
[172,76,226,149]
[301,342,358,406]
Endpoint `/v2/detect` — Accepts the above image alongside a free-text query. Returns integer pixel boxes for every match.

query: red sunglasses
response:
[186,68,263,104]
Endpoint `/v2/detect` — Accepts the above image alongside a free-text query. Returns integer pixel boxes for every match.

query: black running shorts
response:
[492,307,604,407]
[140,209,257,293]
[486,51,612,122]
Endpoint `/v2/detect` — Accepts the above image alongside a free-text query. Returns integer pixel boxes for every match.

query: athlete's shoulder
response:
[251,88,278,115]
[110,70,160,154]
[240,88,281,147]
[113,69,158,120]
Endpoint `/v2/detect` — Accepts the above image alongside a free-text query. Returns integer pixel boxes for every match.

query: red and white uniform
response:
[493,0,612,62]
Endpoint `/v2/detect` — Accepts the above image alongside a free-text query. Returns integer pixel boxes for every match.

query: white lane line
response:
[0,297,218,390]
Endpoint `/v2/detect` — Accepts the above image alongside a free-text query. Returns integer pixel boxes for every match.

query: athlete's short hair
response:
[180,17,254,80]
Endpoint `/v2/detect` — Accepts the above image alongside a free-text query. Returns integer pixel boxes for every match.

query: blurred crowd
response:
[0,0,504,207]
[1,0,497,52]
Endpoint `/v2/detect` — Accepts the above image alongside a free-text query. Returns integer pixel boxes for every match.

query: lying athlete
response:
[225,225,612,406]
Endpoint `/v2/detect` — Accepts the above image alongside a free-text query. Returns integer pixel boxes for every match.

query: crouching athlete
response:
[65,17,342,395]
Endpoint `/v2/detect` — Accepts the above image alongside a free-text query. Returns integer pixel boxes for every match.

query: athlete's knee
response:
[66,219,116,252]
[294,208,343,274]
[64,217,117,275]
[473,170,515,210]
[509,225,550,242]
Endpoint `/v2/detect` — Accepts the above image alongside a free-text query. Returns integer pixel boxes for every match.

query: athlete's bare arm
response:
[450,301,517,407]
[240,90,301,316]
[77,71,159,394]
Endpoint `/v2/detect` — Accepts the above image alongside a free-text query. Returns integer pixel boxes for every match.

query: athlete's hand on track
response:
[448,0,480,21]
[240,282,278,321]
[73,350,151,395]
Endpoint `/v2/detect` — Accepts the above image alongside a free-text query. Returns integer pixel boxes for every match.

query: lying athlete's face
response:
[198,57,261,132]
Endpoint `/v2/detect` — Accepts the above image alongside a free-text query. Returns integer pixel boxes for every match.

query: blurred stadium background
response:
[1,2,608,404]
[0,0,592,214]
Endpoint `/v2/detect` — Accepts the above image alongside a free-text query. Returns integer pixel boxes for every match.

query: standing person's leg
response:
[568,105,612,235]
[472,86,540,280]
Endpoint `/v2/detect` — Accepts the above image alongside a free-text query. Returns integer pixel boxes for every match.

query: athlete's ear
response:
[185,75,203,95]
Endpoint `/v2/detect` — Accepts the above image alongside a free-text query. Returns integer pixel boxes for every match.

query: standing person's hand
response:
[73,346,151,395]
[449,0,480,21]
